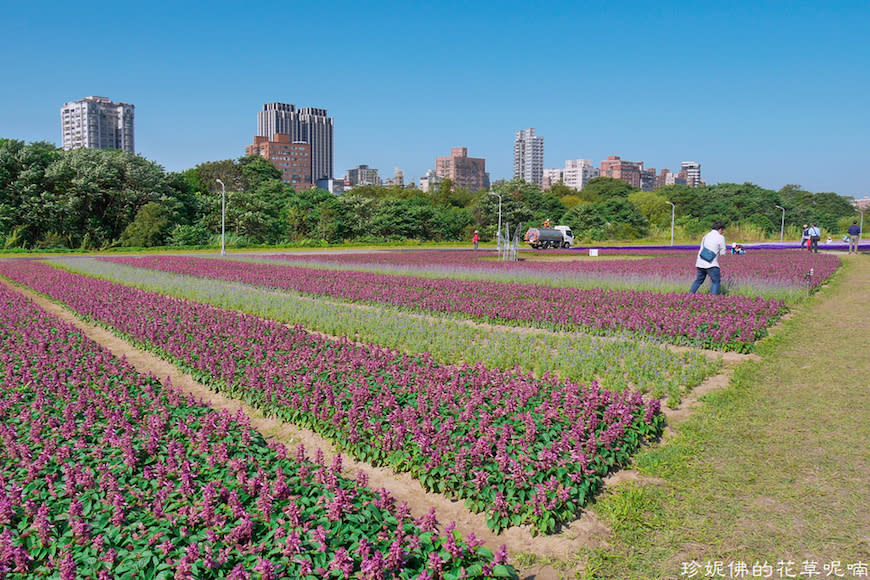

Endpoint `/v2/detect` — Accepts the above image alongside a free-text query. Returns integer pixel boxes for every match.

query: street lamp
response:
[488,192,502,251]
[665,201,675,246]
[215,179,226,256]
[859,209,865,248]
[775,205,785,242]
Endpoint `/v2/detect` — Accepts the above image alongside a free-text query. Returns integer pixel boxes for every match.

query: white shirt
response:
[695,229,727,269]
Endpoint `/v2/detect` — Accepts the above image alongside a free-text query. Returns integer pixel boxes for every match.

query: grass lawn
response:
[578,254,870,579]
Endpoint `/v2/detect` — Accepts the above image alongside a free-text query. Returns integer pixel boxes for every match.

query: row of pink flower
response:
[0,260,663,534]
[262,249,840,290]
[103,256,786,351]
[0,276,511,578]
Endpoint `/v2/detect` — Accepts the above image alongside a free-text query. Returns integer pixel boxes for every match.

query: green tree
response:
[562,197,649,240]
[119,202,172,247]
[43,148,172,247]
[583,176,638,199]
[628,191,670,226]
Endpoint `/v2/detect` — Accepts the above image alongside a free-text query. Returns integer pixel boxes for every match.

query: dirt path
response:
[1,275,746,579]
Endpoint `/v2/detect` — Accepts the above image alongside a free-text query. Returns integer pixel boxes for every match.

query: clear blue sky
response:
[2,0,868,196]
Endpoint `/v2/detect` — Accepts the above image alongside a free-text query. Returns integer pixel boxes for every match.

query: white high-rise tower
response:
[61,96,135,153]
[513,128,545,186]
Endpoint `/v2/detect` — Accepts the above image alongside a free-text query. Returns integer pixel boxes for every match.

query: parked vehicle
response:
[524,225,575,249]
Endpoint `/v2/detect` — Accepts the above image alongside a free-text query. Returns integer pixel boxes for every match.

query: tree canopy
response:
[0,138,861,248]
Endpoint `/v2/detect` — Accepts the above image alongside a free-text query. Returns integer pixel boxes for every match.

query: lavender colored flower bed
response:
[261,249,840,292]
[103,256,786,351]
[0,261,664,535]
[0,282,513,578]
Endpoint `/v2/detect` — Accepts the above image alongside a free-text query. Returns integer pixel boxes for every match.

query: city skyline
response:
[2,1,868,196]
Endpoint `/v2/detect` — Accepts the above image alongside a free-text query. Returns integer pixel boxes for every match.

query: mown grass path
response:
[581,254,870,578]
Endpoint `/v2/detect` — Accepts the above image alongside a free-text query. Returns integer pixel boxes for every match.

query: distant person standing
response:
[801,224,810,250]
[808,223,821,253]
[848,220,861,254]
[472,230,479,251]
[689,221,727,295]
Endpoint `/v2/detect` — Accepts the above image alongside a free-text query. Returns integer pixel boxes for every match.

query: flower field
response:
[54,257,719,404]
[0,261,664,537]
[0,282,514,578]
[259,249,840,298]
[101,255,787,351]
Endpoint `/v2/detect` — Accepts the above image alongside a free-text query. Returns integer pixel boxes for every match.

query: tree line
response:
[0,138,860,250]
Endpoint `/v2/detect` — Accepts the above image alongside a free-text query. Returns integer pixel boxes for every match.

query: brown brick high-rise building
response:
[600,155,643,189]
[435,147,487,192]
[246,133,312,189]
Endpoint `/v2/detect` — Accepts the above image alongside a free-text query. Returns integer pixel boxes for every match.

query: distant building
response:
[436,147,487,192]
[640,168,657,192]
[542,168,563,191]
[419,169,442,193]
[656,168,671,189]
[316,178,350,194]
[257,102,334,180]
[246,134,312,189]
[542,159,600,191]
[383,167,404,187]
[854,197,870,211]
[61,96,134,153]
[600,155,643,189]
[563,159,599,190]
[345,164,380,186]
[680,161,702,187]
[513,128,545,186]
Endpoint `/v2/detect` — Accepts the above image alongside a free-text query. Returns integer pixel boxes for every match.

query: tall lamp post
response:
[859,209,865,248]
[215,179,226,256]
[488,192,502,251]
[665,201,675,246]
[775,205,785,242]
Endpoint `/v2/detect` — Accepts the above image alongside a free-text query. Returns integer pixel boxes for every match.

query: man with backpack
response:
[689,221,727,295]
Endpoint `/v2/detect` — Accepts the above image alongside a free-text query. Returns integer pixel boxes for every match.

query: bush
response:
[168,224,211,246]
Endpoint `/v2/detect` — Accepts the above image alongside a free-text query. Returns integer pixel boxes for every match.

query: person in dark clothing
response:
[847,221,861,254]
[808,223,821,253]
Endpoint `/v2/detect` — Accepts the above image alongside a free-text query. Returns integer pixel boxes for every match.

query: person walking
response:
[472,230,479,251]
[847,220,861,254]
[689,221,727,295]
[808,223,821,253]
[801,224,810,250]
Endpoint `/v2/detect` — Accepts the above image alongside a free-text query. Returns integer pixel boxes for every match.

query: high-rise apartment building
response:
[640,168,657,192]
[659,168,687,187]
[435,147,487,193]
[563,159,599,190]
[61,96,135,153]
[542,159,600,191]
[345,164,380,186]
[513,128,545,186]
[680,161,702,187]
[246,134,312,188]
[600,155,643,189]
[542,168,563,190]
[257,103,334,181]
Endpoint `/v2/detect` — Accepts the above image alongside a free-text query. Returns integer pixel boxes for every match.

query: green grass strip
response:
[576,256,870,578]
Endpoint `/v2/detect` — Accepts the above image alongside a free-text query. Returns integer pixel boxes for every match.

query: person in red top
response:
[472,230,479,250]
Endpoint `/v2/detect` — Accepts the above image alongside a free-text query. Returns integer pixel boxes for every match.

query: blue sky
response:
[2,0,868,196]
